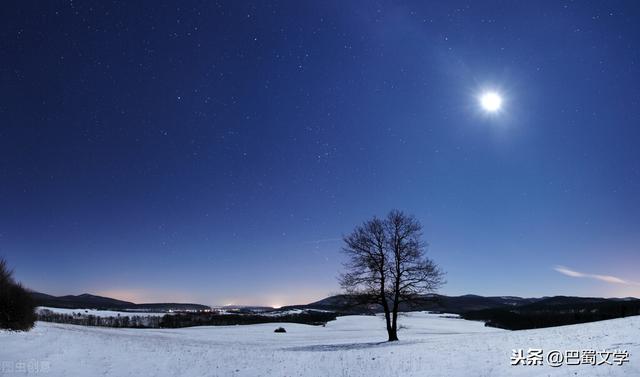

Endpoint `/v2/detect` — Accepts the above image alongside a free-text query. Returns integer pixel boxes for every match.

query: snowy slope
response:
[0,312,638,376]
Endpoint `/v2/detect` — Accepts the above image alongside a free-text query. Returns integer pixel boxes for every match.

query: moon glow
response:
[480,91,502,112]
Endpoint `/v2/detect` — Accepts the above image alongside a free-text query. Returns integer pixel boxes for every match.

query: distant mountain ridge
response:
[30,291,210,312]
[284,293,540,314]
[31,291,639,316]
[462,295,640,330]
[282,293,640,315]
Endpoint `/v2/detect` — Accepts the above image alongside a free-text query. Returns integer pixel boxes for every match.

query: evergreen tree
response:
[0,258,36,331]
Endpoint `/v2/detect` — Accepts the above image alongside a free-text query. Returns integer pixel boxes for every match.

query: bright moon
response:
[480,91,502,112]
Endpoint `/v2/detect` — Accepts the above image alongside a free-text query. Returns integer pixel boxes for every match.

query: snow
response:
[37,307,168,317]
[260,308,332,317]
[1,312,638,376]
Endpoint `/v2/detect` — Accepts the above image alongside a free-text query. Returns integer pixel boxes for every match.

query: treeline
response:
[159,311,337,328]
[0,258,36,331]
[462,300,640,330]
[37,309,163,328]
[37,309,338,329]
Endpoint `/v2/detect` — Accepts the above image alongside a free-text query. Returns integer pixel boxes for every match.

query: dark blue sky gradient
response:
[1,1,639,305]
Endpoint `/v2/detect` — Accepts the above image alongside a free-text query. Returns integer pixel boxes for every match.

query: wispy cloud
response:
[554,266,640,286]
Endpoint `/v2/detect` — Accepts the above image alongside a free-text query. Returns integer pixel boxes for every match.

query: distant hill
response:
[30,291,210,312]
[283,293,638,316]
[31,292,134,309]
[282,293,541,314]
[462,296,640,330]
[283,293,640,330]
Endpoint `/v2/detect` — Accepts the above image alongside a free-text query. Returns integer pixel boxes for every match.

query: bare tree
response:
[340,210,444,341]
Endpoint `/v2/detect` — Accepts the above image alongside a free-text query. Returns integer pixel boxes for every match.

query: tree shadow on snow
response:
[285,340,422,352]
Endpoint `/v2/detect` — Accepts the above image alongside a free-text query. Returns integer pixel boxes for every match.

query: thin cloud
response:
[554,266,640,286]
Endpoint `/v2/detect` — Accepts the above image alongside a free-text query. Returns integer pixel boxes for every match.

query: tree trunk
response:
[380,273,394,342]
[381,296,393,341]
[387,326,399,341]
[389,303,400,341]
[390,268,401,341]
[381,298,396,341]
[384,310,394,340]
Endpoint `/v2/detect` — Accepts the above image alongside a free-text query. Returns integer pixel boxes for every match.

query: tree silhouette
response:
[340,210,444,341]
[0,257,36,331]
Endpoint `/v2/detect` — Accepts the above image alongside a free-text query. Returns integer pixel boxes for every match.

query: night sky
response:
[2,1,639,306]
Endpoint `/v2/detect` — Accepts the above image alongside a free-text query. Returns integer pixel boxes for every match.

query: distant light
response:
[480,91,502,112]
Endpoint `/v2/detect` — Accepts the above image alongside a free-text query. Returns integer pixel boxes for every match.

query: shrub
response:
[0,258,36,331]
[274,327,286,333]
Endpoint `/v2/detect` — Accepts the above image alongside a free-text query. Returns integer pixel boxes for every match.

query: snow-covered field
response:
[1,312,638,376]
[36,307,168,317]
